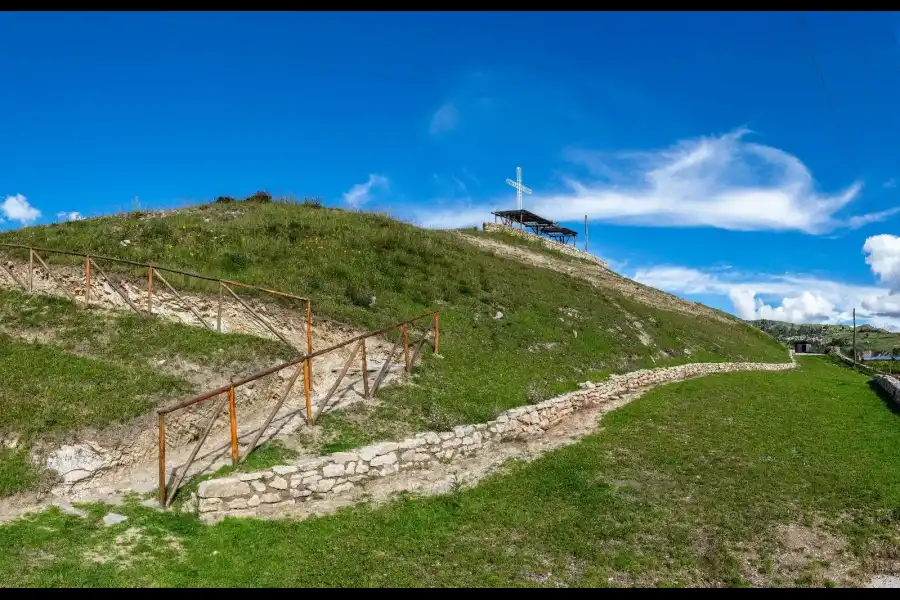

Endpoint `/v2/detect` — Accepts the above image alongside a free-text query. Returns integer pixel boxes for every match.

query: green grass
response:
[0,288,293,496]
[0,357,896,587]
[0,448,49,497]
[0,335,189,439]
[0,335,189,496]
[0,200,786,431]
[0,287,293,371]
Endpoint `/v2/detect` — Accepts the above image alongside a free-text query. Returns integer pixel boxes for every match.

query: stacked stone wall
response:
[195,357,794,520]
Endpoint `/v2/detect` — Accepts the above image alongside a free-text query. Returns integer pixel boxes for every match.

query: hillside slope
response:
[0,199,786,435]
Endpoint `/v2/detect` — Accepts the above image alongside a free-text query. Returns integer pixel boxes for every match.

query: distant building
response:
[792,340,824,354]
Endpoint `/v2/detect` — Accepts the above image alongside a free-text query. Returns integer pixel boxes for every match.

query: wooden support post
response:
[403,324,410,374]
[433,312,440,354]
[147,266,154,315]
[228,385,239,465]
[304,358,312,425]
[158,414,166,508]
[166,394,228,506]
[306,300,313,384]
[155,270,214,330]
[217,281,223,332]
[312,342,363,423]
[85,255,91,307]
[28,249,33,293]
[360,339,369,399]
[89,258,141,315]
[243,366,302,459]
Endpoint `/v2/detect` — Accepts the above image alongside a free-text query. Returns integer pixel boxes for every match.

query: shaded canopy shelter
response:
[491,209,578,246]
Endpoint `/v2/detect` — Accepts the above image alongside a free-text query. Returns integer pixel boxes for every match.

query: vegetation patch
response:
[2,358,897,587]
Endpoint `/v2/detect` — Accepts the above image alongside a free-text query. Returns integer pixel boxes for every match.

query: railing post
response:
[403,324,410,374]
[228,384,239,465]
[433,312,439,354]
[28,249,33,293]
[147,266,154,315]
[217,281,223,332]
[306,300,313,384]
[304,358,312,425]
[158,414,166,508]
[360,339,369,399]
[84,255,91,307]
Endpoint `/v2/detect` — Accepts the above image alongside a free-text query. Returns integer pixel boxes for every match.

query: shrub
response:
[215,196,236,204]
[345,283,374,309]
[221,250,249,273]
[246,191,273,203]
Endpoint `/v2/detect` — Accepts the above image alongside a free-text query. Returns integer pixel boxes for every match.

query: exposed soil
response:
[457,233,737,325]
[0,256,419,519]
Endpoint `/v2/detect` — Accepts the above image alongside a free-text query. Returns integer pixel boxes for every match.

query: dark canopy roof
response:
[491,210,577,239]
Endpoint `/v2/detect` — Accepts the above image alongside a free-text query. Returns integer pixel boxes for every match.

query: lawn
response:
[1,357,896,587]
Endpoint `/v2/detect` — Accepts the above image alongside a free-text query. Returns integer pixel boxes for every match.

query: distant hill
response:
[749,319,900,354]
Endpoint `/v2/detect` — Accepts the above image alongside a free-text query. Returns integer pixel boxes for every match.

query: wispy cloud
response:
[1,194,40,224]
[56,211,84,222]
[432,172,470,196]
[628,234,900,330]
[414,128,895,234]
[342,174,389,209]
[428,102,459,136]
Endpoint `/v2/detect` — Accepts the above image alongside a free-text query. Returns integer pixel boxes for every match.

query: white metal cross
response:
[505,166,532,211]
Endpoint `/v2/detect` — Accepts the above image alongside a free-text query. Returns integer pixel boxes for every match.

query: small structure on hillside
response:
[494,165,579,247]
[792,339,824,354]
[491,209,579,246]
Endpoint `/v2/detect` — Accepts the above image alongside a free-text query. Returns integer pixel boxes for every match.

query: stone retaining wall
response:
[193,356,794,521]
[873,373,900,402]
[482,222,608,267]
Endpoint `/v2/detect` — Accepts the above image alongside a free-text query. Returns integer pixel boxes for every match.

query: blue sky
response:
[4,11,900,327]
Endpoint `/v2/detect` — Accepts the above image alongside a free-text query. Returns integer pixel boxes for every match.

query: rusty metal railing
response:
[0,243,313,357]
[156,311,439,507]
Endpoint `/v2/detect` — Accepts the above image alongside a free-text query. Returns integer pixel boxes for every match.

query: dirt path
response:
[456,233,737,325]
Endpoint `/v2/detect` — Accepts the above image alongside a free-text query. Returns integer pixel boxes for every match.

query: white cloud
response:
[629,256,900,330]
[428,102,459,136]
[863,234,900,290]
[1,194,41,224]
[342,174,389,209]
[56,211,84,222]
[415,128,897,234]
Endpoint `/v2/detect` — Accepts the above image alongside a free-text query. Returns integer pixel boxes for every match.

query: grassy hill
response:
[750,319,900,355]
[0,197,787,495]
